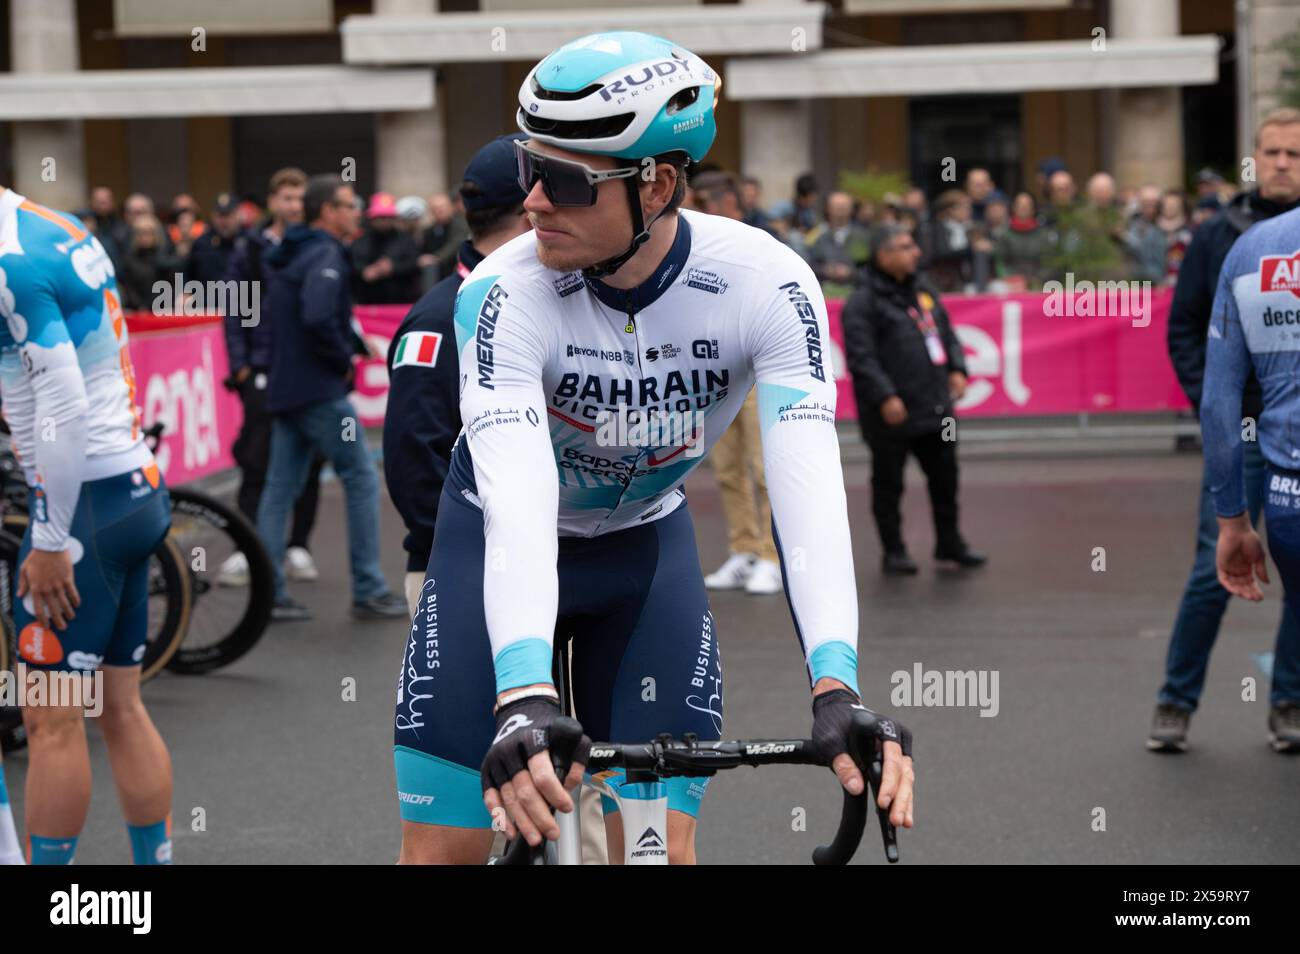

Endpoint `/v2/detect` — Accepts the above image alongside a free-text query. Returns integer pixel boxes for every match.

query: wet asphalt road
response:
[5,443,1299,864]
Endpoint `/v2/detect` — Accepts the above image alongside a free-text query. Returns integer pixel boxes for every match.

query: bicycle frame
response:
[554,772,670,866]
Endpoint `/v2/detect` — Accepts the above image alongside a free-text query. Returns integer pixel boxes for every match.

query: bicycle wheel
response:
[163,488,273,674]
[0,514,189,684]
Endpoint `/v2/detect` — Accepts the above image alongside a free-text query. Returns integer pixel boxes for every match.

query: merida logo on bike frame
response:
[779,281,826,382]
[476,284,508,390]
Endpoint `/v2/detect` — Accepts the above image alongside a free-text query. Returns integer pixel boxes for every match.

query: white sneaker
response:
[704,553,756,590]
[745,559,783,595]
[285,546,319,582]
[217,551,250,587]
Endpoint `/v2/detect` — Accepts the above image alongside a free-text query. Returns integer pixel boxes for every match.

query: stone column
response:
[373,0,446,197]
[738,0,814,212]
[1111,0,1184,190]
[9,0,86,208]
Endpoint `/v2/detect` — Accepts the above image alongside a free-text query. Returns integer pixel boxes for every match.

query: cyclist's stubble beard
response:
[532,183,640,273]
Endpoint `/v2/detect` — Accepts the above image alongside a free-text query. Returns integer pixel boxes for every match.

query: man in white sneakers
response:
[692,171,782,596]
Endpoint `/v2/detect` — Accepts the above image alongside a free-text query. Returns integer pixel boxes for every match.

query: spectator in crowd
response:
[982,195,1009,236]
[805,190,870,298]
[1194,167,1227,205]
[1035,156,1067,204]
[919,189,974,293]
[185,192,243,286]
[219,166,325,589]
[118,213,180,312]
[739,175,771,233]
[75,204,122,276]
[1191,194,1222,229]
[419,192,470,284]
[1156,190,1194,282]
[237,199,263,230]
[384,134,531,615]
[1044,169,1077,215]
[168,194,206,259]
[89,185,130,267]
[1084,172,1119,211]
[902,186,929,226]
[841,223,986,575]
[352,192,421,304]
[691,171,783,596]
[257,174,408,622]
[123,192,171,256]
[994,192,1048,287]
[692,170,745,220]
[766,210,807,260]
[792,172,821,232]
[1152,106,1300,752]
[964,167,1008,223]
[1123,184,1169,284]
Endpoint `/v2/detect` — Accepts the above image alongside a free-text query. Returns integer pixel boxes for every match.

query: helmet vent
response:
[530,76,604,102]
[519,110,637,142]
[665,86,701,116]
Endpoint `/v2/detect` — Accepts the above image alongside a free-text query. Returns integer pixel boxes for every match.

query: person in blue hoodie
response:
[383,134,532,615]
[256,174,407,622]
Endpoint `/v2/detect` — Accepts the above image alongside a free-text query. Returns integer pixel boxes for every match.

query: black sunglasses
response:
[514,139,639,208]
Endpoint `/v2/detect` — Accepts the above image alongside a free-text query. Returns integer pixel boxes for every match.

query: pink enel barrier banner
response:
[126,289,1191,484]
[128,323,241,486]
[825,287,1189,420]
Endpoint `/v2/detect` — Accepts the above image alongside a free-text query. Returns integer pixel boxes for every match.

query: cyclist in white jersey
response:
[0,185,174,865]
[393,31,914,864]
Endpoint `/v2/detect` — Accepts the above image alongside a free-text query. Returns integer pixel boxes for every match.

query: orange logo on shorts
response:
[142,462,160,488]
[19,623,63,665]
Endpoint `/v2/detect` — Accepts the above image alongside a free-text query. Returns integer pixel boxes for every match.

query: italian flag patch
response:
[392,331,443,369]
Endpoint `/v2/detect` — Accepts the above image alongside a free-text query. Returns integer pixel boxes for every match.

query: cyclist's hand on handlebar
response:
[480,691,590,847]
[812,683,915,830]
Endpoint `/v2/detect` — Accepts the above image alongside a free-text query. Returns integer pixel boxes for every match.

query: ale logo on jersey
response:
[1260,251,1300,299]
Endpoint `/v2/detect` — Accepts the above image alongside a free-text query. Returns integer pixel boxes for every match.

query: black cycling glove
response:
[812,688,914,764]
[480,695,591,794]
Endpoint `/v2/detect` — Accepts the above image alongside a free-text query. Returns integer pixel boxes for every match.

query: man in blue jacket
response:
[219,167,325,588]
[256,174,407,621]
[384,134,532,614]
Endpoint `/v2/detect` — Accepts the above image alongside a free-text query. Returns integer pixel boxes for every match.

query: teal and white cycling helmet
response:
[518,31,719,163]
[517,31,720,276]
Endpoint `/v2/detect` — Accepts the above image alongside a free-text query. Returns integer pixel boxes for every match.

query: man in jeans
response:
[1152,107,1300,751]
[257,174,407,621]
[220,167,325,588]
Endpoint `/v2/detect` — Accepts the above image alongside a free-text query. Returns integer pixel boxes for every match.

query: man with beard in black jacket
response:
[1151,107,1300,752]
[842,223,986,575]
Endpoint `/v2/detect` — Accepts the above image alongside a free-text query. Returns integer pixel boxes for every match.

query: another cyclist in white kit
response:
[393,31,915,864]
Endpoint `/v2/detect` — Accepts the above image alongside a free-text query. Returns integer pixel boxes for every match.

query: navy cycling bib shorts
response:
[14,467,171,672]
[393,484,722,827]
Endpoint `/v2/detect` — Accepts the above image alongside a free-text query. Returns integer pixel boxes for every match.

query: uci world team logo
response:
[1260,251,1300,299]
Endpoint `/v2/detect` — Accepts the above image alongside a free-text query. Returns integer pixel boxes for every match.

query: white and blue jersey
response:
[0,188,152,551]
[447,209,859,694]
[0,188,168,675]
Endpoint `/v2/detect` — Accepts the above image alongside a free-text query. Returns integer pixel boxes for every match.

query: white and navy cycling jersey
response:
[0,189,152,551]
[448,208,858,693]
